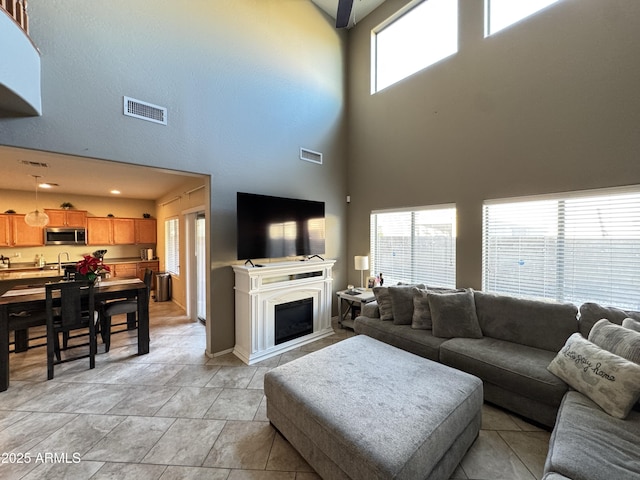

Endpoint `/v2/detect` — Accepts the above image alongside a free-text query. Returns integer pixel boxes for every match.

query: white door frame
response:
[183,205,206,323]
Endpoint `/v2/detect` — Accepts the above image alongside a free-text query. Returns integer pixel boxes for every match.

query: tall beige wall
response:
[347,0,640,289]
[0,1,348,355]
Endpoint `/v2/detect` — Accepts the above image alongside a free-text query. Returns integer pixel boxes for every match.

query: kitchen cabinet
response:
[87,217,135,245]
[137,260,159,289]
[135,218,157,244]
[112,262,138,278]
[44,209,87,227]
[0,214,44,247]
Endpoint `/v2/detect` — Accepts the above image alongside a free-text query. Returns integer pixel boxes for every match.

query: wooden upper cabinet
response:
[45,209,87,227]
[11,215,44,246]
[0,215,11,247]
[113,218,135,245]
[87,217,136,245]
[87,217,113,245]
[135,218,157,244]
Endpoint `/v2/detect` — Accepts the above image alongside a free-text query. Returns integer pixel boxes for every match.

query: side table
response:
[336,289,376,329]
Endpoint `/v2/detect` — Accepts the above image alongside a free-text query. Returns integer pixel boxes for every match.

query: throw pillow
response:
[547,333,640,419]
[373,287,393,321]
[429,289,483,339]
[588,319,640,364]
[411,290,432,330]
[389,284,425,325]
[623,317,640,333]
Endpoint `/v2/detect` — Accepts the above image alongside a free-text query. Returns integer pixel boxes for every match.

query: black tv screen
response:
[237,192,325,260]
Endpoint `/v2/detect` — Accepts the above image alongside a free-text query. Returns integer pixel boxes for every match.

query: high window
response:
[485,0,560,37]
[483,187,640,310]
[371,0,458,93]
[165,217,180,276]
[370,205,456,287]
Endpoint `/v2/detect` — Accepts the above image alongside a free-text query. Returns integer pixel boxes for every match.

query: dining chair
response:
[46,280,97,380]
[99,268,153,352]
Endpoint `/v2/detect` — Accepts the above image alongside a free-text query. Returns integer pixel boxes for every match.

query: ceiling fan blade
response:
[336,0,354,28]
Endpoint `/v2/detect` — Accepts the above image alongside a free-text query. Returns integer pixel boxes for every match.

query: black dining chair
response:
[46,280,97,380]
[99,268,153,352]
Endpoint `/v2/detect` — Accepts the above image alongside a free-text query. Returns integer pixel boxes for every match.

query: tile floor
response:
[0,301,551,480]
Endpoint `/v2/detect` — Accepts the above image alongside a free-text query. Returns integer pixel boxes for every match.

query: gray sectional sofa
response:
[353,287,640,480]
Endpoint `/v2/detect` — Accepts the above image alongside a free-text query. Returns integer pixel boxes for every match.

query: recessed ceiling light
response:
[110,190,121,195]
[39,182,58,189]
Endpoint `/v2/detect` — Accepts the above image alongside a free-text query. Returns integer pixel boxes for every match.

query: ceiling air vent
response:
[18,160,49,168]
[300,148,323,165]
[123,96,167,125]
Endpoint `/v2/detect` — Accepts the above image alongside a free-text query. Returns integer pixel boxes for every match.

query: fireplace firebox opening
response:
[275,297,314,345]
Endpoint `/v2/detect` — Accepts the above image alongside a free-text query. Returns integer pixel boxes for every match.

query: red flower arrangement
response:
[76,255,110,282]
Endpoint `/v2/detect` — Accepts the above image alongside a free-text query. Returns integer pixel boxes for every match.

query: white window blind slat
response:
[371,205,456,288]
[483,187,640,310]
[165,217,180,276]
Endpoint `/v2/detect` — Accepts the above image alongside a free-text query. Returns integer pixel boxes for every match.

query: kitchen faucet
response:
[58,252,70,273]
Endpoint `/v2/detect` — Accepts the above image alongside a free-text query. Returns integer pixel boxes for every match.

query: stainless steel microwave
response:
[44,227,87,245]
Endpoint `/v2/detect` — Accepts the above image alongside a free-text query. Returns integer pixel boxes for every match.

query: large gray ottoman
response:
[264,335,483,480]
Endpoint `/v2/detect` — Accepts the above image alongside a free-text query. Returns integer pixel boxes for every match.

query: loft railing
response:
[1,0,29,35]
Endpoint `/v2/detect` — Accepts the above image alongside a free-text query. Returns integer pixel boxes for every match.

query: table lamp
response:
[354,255,369,289]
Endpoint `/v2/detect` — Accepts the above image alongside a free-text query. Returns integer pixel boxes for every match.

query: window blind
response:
[483,187,640,310]
[165,217,180,276]
[370,205,456,288]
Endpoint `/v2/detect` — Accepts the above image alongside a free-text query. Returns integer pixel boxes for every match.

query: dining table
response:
[0,277,150,392]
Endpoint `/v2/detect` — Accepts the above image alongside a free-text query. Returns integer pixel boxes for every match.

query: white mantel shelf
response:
[233,259,335,365]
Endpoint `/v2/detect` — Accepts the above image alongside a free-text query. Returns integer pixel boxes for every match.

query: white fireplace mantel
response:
[233,259,335,365]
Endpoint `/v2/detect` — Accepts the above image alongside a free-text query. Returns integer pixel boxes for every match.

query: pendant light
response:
[24,175,50,227]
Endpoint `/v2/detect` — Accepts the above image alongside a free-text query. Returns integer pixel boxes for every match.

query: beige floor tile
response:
[481,403,523,431]
[106,385,180,416]
[499,430,551,480]
[202,420,275,469]
[164,364,221,387]
[159,465,230,480]
[0,412,76,453]
[83,416,175,463]
[205,388,264,421]
[142,418,226,466]
[227,471,296,480]
[206,366,258,389]
[266,432,314,472]
[154,386,222,418]
[91,462,167,479]
[461,431,536,480]
[20,459,104,480]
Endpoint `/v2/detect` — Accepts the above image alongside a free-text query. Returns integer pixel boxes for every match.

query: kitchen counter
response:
[0,258,157,294]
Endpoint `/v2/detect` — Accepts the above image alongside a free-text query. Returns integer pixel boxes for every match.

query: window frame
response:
[371,0,458,94]
[370,203,457,288]
[482,186,640,310]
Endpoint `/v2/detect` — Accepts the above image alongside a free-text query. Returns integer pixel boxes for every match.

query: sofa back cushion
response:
[474,291,578,352]
[578,302,640,337]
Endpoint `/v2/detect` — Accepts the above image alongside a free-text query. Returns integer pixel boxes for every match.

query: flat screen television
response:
[237,192,325,260]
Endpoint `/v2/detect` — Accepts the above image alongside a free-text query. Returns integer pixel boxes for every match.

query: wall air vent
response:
[123,96,167,125]
[300,148,323,165]
[18,160,49,168]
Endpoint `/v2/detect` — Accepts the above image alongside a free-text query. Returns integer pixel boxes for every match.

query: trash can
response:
[155,272,172,302]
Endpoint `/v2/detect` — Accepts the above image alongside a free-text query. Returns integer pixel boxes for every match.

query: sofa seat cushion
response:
[440,337,567,406]
[354,316,447,362]
[544,391,640,480]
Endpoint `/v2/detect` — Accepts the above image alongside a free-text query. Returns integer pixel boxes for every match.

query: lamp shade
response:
[354,255,369,271]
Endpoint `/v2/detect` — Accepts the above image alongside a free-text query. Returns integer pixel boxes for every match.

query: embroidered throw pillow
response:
[547,333,640,419]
